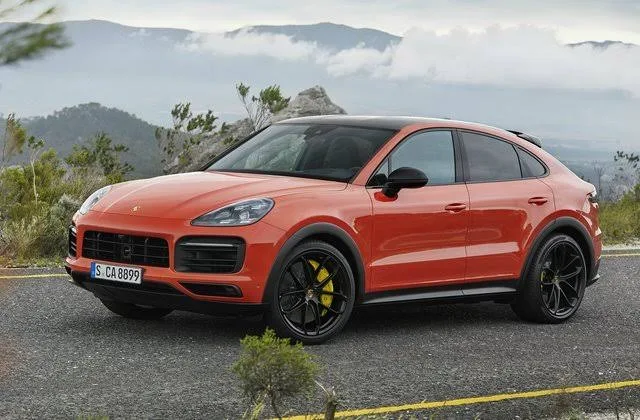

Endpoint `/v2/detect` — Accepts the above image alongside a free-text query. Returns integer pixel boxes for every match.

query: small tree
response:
[26,135,44,205]
[0,0,70,67]
[65,132,133,183]
[236,83,290,132]
[155,102,220,171]
[232,329,319,419]
[1,114,27,168]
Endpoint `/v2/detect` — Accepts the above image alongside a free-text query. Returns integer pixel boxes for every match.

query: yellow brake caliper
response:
[308,260,334,315]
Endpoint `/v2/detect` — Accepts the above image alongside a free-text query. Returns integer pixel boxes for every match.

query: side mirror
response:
[382,167,428,197]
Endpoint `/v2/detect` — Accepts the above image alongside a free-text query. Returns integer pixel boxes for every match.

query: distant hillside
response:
[229,22,400,51]
[568,40,637,49]
[14,103,162,177]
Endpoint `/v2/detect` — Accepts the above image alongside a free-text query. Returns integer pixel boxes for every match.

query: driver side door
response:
[367,130,470,292]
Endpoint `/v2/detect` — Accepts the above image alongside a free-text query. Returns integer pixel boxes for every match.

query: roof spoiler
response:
[507,130,543,148]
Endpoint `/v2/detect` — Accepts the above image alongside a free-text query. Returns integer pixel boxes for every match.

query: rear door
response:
[460,131,554,283]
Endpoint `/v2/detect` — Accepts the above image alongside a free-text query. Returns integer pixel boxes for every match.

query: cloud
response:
[323,26,640,96]
[180,28,321,60]
[322,47,394,77]
[183,24,640,97]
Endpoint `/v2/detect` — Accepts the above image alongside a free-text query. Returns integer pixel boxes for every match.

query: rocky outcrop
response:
[164,86,346,173]
[271,86,346,122]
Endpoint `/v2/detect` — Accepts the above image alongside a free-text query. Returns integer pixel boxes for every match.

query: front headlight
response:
[192,198,274,226]
[79,185,112,215]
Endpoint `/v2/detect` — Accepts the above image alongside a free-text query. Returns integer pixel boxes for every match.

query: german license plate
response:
[90,262,143,285]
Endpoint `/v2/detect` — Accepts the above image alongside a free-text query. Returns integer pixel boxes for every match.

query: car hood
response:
[92,171,346,219]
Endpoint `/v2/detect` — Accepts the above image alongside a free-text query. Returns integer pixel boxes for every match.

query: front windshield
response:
[208,123,396,182]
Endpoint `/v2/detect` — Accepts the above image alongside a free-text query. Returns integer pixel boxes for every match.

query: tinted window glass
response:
[370,131,456,186]
[463,132,522,182]
[209,124,394,182]
[517,147,547,177]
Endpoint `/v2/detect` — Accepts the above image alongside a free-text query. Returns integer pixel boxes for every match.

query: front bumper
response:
[65,210,286,305]
[66,269,265,315]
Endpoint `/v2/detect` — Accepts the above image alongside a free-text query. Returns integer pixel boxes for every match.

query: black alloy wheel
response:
[267,240,355,344]
[512,234,587,323]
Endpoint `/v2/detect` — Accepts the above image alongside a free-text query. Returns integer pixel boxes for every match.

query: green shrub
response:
[599,186,640,244]
[0,149,66,220]
[232,329,319,419]
[0,194,79,261]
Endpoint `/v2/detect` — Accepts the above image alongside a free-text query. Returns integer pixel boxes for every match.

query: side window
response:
[370,131,456,186]
[517,147,547,177]
[462,132,522,182]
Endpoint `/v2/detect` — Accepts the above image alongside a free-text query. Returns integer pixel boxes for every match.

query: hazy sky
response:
[51,0,640,43]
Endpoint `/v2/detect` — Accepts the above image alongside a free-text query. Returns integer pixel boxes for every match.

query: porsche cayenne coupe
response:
[65,116,602,344]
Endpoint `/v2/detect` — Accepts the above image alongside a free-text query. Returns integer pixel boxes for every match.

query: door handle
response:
[528,197,549,205]
[445,203,467,213]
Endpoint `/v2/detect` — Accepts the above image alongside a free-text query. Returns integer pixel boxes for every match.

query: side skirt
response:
[360,280,518,306]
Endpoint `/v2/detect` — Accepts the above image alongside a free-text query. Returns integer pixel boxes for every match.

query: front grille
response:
[175,237,244,274]
[68,226,77,257]
[82,231,169,267]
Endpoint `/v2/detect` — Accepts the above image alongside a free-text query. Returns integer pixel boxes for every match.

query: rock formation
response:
[163,86,346,173]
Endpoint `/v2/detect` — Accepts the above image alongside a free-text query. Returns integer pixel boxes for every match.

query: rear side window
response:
[517,147,547,177]
[462,132,522,182]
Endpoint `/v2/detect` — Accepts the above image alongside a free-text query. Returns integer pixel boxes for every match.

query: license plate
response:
[90,262,143,285]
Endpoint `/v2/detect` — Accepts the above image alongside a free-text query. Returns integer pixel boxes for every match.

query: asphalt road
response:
[1,256,639,419]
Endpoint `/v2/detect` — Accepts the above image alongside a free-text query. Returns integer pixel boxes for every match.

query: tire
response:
[265,240,356,345]
[100,299,173,320]
[512,234,587,323]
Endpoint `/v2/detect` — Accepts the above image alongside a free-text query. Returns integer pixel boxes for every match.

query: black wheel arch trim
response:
[520,216,596,288]
[262,222,366,304]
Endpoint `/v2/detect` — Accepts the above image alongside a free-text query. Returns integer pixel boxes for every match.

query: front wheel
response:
[265,240,356,345]
[512,234,587,323]
[100,299,173,320]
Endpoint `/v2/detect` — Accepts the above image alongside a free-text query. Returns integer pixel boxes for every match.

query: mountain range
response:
[228,22,401,51]
[0,19,638,160]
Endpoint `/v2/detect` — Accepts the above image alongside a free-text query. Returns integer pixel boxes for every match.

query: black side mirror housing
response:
[382,167,429,197]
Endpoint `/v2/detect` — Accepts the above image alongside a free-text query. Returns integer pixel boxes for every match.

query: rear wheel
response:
[100,299,173,320]
[512,234,587,323]
[265,240,356,344]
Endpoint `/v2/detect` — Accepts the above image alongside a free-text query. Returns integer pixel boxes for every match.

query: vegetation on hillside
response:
[6,103,160,177]
[599,188,640,244]
[0,117,132,264]
[156,83,289,173]
[155,102,227,170]
[236,83,290,132]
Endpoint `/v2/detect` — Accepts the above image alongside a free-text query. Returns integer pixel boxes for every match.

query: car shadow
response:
[54,300,519,345]
[53,310,265,345]
[344,301,518,333]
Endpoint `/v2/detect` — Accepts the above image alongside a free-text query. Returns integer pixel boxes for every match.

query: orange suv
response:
[65,116,602,343]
